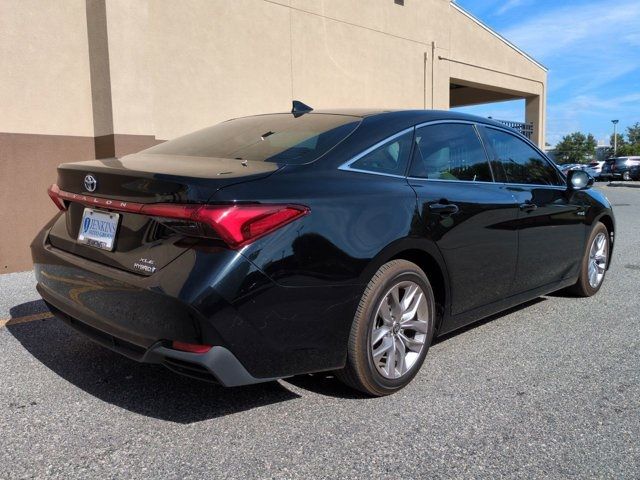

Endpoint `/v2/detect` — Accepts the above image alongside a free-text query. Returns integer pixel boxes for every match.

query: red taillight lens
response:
[171,341,212,354]
[47,184,67,211]
[142,203,309,248]
[47,184,309,248]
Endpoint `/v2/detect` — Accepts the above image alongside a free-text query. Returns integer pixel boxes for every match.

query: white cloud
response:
[546,93,640,146]
[502,1,640,59]
[495,0,530,16]
[494,0,640,143]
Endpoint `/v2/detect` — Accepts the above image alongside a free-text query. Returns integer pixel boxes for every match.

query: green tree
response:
[619,123,640,155]
[604,133,628,158]
[626,122,640,145]
[555,132,597,164]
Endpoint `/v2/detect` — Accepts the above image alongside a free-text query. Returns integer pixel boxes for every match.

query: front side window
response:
[348,130,414,176]
[483,128,563,186]
[409,123,493,182]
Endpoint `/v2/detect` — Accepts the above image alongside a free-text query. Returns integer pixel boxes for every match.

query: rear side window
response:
[483,127,563,186]
[409,123,493,182]
[144,113,361,165]
[348,130,414,176]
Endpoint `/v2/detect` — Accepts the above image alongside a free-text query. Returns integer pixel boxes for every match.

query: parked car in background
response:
[31,107,616,396]
[601,157,640,181]
[559,163,582,176]
[629,164,640,181]
[586,161,605,180]
[559,163,599,179]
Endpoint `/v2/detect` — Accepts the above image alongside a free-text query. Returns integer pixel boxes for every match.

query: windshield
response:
[144,113,361,165]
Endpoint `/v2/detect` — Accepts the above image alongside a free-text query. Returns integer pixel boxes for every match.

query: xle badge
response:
[133,258,157,274]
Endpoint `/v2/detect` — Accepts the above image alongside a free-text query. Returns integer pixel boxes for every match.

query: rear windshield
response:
[144,113,361,165]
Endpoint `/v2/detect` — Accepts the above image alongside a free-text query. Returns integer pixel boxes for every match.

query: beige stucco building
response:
[0,0,547,273]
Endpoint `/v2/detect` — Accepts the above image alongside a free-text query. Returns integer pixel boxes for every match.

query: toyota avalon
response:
[32,104,615,396]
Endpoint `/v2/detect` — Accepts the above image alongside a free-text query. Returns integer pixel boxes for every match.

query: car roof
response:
[310,109,505,128]
[251,109,510,129]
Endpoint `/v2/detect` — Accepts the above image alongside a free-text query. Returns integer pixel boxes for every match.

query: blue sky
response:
[452,0,640,146]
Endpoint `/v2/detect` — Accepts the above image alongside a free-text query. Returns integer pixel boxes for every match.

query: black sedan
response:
[32,105,615,396]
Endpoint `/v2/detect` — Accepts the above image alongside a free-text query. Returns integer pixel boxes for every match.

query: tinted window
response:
[349,130,414,175]
[483,128,563,186]
[614,158,631,167]
[144,114,361,165]
[409,123,492,181]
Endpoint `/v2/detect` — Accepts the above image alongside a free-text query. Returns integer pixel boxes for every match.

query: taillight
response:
[47,184,309,248]
[143,203,309,248]
[171,341,212,354]
[47,184,67,211]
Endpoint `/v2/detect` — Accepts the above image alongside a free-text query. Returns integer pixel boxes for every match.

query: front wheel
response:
[336,260,435,396]
[568,222,610,297]
[623,171,631,181]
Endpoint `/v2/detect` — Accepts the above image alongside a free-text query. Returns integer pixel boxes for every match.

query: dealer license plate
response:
[77,208,119,251]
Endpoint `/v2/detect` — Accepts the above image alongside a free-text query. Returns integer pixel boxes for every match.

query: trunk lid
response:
[48,153,280,275]
[57,153,279,202]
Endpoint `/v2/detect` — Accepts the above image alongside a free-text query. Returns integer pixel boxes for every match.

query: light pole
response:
[612,119,619,156]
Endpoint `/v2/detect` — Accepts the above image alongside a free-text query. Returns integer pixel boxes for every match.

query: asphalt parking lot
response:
[1,183,639,479]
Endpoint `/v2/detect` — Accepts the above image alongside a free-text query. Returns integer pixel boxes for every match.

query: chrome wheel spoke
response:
[401,284,419,310]
[388,286,402,319]
[589,265,598,287]
[372,326,390,345]
[378,302,393,325]
[372,336,393,361]
[399,332,423,352]
[385,341,397,377]
[400,319,428,334]
[395,337,407,376]
[401,292,424,322]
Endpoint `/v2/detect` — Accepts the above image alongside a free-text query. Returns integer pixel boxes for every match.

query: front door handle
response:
[519,203,538,212]
[429,203,459,216]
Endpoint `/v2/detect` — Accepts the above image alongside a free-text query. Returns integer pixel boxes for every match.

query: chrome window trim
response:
[407,177,495,185]
[338,126,415,178]
[414,119,479,129]
[338,118,568,188]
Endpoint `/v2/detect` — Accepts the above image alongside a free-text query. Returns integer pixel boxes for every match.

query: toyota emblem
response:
[84,174,97,192]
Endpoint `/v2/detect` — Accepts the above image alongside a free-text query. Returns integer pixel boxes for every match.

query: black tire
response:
[567,222,610,297]
[622,171,631,181]
[336,260,436,396]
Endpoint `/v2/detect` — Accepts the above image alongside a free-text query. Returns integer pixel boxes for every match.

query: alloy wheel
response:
[588,232,608,288]
[370,281,430,379]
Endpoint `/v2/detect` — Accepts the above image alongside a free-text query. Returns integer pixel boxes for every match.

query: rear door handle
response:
[519,203,538,212]
[429,203,459,216]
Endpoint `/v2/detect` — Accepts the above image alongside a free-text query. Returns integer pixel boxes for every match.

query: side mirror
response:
[567,169,593,190]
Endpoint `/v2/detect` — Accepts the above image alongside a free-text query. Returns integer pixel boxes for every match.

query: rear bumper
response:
[31,225,362,383]
[42,294,273,386]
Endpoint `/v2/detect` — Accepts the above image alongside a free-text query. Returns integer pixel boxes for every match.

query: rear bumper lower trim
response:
[145,345,281,387]
[41,284,279,387]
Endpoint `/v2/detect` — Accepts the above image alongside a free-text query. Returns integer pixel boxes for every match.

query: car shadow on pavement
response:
[432,297,547,345]
[7,297,550,408]
[604,182,640,188]
[7,307,301,424]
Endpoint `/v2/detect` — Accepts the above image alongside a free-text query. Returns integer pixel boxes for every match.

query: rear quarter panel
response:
[217,167,420,287]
